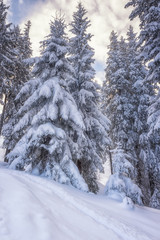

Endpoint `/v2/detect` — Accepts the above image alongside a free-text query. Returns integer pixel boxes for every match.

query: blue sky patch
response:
[9,0,40,24]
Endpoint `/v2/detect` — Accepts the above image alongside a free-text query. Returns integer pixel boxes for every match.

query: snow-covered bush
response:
[105,148,143,205]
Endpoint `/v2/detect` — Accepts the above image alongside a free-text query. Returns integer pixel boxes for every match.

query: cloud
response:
[4,0,11,5]
[19,0,139,82]
[19,0,24,4]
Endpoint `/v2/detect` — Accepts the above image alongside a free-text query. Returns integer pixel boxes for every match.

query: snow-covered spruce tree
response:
[22,20,32,59]
[7,15,88,192]
[2,24,32,159]
[69,3,110,193]
[103,31,142,204]
[126,26,151,205]
[0,0,15,134]
[126,0,160,208]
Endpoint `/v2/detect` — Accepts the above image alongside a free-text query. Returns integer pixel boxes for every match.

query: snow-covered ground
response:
[0,163,160,240]
[0,136,159,240]
[98,160,111,194]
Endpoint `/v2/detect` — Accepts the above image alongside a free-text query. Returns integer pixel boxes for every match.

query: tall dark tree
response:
[69,3,110,193]
[22,20,32,59]
[0,0,15,134]
[126,0,160,209]
[103,31,142,204]
[126,26,151,205]
[2,23,32,159]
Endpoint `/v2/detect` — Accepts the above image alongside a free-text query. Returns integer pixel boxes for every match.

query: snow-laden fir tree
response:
[69,2,110,193]
[126,0,160,208]
[2,24,33,159]
[103,31,142,204]
[103,33,132,154]
[22,20,32,59]
[7,15,88,192]
[126,26,152,205]
[0,0,16,134]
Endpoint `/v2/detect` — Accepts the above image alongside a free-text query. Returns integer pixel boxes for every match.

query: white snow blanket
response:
[0,164,160,240]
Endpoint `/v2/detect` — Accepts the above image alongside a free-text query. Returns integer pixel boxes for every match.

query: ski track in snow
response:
[0,167,160,240]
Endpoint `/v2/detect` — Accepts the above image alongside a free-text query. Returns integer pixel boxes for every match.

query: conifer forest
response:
[0,0,160,211]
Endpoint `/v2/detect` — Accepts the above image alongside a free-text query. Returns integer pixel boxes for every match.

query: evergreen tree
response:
[126,0,160,208]
[22,20,32,59]
[2,24,32,159]
[126,26,151,205]
[7,15,88,192]
[0,0,15,134]
[103,31,142,204]
[69,3,110,193]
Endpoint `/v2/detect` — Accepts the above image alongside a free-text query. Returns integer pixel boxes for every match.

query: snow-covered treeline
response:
[0,0,159,209]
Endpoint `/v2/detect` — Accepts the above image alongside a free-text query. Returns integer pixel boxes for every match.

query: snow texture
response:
[0,164,159,240]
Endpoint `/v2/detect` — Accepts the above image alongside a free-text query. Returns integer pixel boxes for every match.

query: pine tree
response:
[7,15,88,192]
[126,0,160,208]
[103,31,142,204]
[126,26,151,205]
[69,3,110,193]
[22,20,32,59]
[2,21,33,159]
[0,0,15,134]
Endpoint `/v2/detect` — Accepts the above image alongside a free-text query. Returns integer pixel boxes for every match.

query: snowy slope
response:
[0,165,160,240]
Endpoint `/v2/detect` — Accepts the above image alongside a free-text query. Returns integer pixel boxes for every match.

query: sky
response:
[4,0,139,82]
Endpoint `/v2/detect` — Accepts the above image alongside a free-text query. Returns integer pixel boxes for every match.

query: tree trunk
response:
[108,147,113,174]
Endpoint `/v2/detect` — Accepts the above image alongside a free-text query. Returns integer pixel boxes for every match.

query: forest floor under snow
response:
[0,138,160,240]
